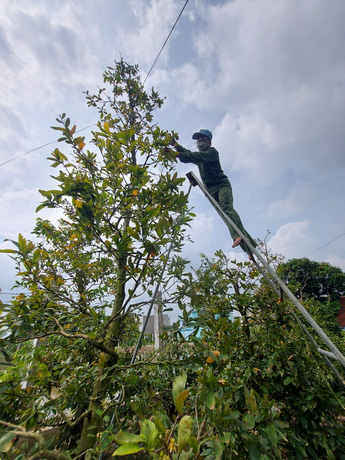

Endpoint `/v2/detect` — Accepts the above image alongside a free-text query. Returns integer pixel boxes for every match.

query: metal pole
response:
[129,240,174,365]
[154,291,164,349]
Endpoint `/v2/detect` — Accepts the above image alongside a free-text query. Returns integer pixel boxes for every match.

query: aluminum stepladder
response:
[186,171,345,385]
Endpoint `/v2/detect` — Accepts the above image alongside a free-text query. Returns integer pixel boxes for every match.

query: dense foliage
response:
[105,251,345,459]
[277,258,345,303]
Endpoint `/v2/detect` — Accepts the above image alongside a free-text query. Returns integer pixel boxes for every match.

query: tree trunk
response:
[76,253,127,456]
[78,90,137,456]
[242,313,254,356]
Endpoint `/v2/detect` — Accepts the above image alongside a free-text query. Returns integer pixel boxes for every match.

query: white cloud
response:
[0,106,27,166]
[170,63,206,108]
[0,1,101,109]
[120,0,180,67]
[325,255,345,272]
[266,183,314,219]
[226,250,248,264]
[0,240,18,293]
[268,221,317,260]
[213,112,280,182]
[0,186,64,241]
[0,188,40,239]
[185,212,215,249]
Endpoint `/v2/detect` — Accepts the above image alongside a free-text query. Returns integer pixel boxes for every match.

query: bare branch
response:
[0,421,45,450]
[57,409,91,428]
[29,450,70,460]
[51,317,119,358]
[0,420,70,459]
[115,358,192,370]
[0,420,25,431]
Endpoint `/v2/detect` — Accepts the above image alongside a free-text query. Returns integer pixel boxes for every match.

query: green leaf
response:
[17,233,26,252]
[188,436,199,454]
[0,432,16,453]
[244,414,256,430]
[175,389,189,415]
[152,411,171,434]
[206,391,216,410]
[114,430,145,445]
[179,452,195,459]
[266,423,278,446]
[274,427,288,442]
[126,226,140,239]
[221,432,233,445]
[246,441,261,460]
[36,202,50,212]
[244,387,258,414]
[112,443,144,456]
[38,363,51,378]
[0,248,17,254]
[177,415,193,453]
[146,206,161,218]
[25,412,38,430]
[213,437,224,459]
[139,419,159,451]
[228,410,240,420]
[104,240,112,251]
[173,372,188,415]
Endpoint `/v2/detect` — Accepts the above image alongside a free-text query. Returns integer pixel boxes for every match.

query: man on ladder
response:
[170,129,256,257]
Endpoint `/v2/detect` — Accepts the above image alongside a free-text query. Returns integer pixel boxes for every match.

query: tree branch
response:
[0,421,45,450]
[57,409,92,428]
[51,317,119,358]
[115,358,192,370]
[29,450,70,460]
[0,420,72,460]
[0,420,25,432]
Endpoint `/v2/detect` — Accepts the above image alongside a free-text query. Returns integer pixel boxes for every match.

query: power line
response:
[306,231,345,258]
[0,1,189,169]
[143,0,189,85]
[0,123,96,168]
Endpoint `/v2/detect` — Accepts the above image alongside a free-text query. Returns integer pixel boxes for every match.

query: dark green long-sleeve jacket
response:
[176,145,230,195]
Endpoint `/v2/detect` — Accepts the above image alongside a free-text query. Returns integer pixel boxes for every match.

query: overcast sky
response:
[1,0,345,305]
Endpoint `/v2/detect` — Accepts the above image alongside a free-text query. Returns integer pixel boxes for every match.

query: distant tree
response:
[0,60,193,458]
[276,258,345,337]
[277,258,345,303]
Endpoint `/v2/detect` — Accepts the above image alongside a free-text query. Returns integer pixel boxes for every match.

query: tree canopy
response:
[277,258,345,303]
[0,60,194,458]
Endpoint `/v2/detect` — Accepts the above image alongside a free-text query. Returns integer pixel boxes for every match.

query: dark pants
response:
[212,185,257,251]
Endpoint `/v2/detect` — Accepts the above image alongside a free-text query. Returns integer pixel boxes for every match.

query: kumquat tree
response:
[0,60,194,459]
[1,61,345,460]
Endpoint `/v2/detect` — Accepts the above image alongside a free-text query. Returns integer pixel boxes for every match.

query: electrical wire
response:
[143,0,189,85]
[0,0,189,169]
[306,231,345,258]
[0,124,96,167]
[0,293,26,295]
